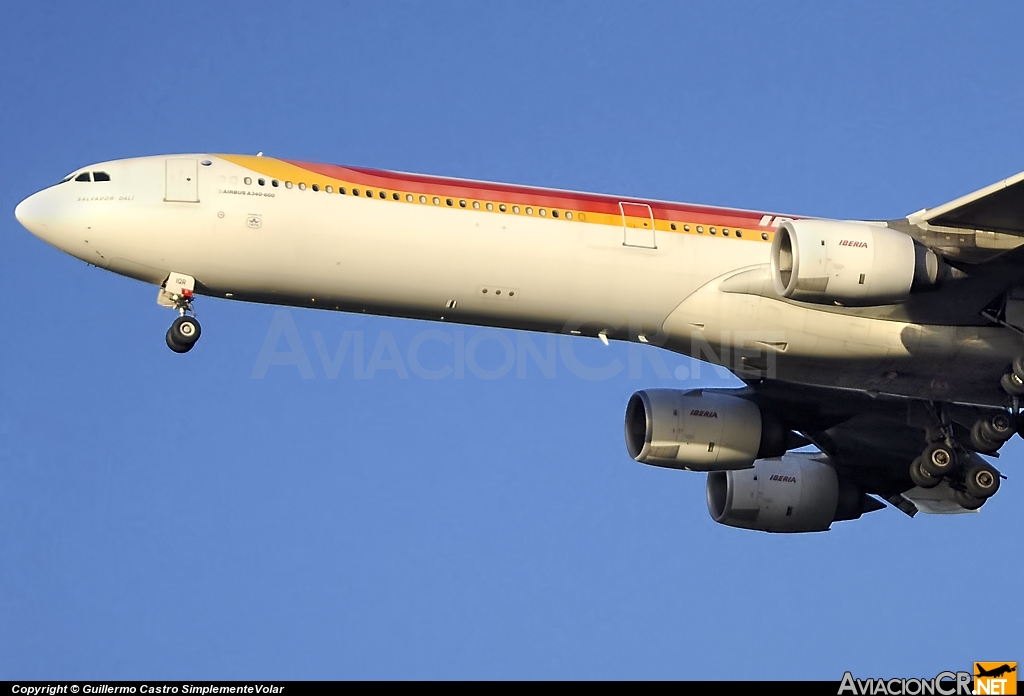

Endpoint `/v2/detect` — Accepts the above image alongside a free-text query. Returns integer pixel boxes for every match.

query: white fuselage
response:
[15,154,1020,407]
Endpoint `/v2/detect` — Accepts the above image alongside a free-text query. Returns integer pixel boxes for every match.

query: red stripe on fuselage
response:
[282,159,786,228]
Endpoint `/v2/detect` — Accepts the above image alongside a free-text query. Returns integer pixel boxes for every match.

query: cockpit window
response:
[93,172,111,182]
[75,172,91,182]
[58,174,74,184]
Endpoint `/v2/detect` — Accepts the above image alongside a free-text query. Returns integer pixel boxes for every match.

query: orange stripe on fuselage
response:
[217,154,789,239]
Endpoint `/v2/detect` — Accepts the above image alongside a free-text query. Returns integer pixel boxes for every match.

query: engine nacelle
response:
[625,389,784,471]
[770,219,941,304]
[706,453,884,533]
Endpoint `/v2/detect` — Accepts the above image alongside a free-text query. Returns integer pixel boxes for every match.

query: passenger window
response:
[512,206,520,214]
[446,198,453,206]
[393,192,400,200]
[380,191,387,199]
[272,180,280,187]
[565,211,572,220]
[539,208,546,217]
[311,184,319,192]
[299,183,307,190]
[433,197,440,205]
[326,185,333,193]
[75,173,91,182]
[285,181,293,189]
[93,172,111,182]
[499,204,507,212]
[485,202,493,211]
[459,200,466,208]
[366,190,373,197]
[551,210,558,218]
[244,177,253,185]
[353,188,360,195]
[339,187,346,194]
[420,195,427,203]
[259,178,266,186]
[526,207,533,215]
[406,194,414,202]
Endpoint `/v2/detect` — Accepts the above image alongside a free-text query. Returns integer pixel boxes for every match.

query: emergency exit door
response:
[165,158,199,202]
[620,201,656,248]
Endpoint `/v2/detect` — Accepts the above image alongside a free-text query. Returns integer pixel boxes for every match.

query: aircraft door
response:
[620,202,656,248]
[165,158,199,202]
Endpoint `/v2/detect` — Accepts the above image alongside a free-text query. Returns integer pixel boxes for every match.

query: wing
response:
[899,170,1024,265]
[913,171,1024,236]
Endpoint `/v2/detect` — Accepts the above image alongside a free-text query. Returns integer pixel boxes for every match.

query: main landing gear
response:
[928,348,1024,510]
[159,272,202,354]
[908,407,1006,510]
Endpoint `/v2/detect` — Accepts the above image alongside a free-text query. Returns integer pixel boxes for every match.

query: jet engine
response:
[706,453,885,533]
[624,389,787,471]
[770,219,942,304]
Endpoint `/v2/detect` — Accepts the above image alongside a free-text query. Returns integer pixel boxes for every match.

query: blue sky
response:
[1,1,1022,680]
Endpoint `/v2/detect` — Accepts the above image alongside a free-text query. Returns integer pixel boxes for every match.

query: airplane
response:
[976,664,1017,679]
[14,154,1024,532]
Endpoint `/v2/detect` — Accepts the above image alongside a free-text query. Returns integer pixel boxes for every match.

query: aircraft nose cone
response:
[15,191,47,237]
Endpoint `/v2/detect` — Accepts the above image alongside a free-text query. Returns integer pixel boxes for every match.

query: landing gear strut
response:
[160,272,201,354]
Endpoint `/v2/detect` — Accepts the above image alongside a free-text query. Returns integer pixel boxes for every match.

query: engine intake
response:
[624,389,785,471]
[706,453,885,533]
[770,219,941,305]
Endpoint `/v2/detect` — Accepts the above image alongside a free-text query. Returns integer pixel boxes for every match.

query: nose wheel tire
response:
[921,443,957,478]
[964,462,1001,499]
[166,316,201,353]
[166,331,191,353]
[909,457,942,489]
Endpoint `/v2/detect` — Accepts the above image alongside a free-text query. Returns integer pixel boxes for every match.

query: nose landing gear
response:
[159,272,202,354]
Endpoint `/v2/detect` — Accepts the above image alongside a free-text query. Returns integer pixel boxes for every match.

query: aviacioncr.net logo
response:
[838,671,972,695]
